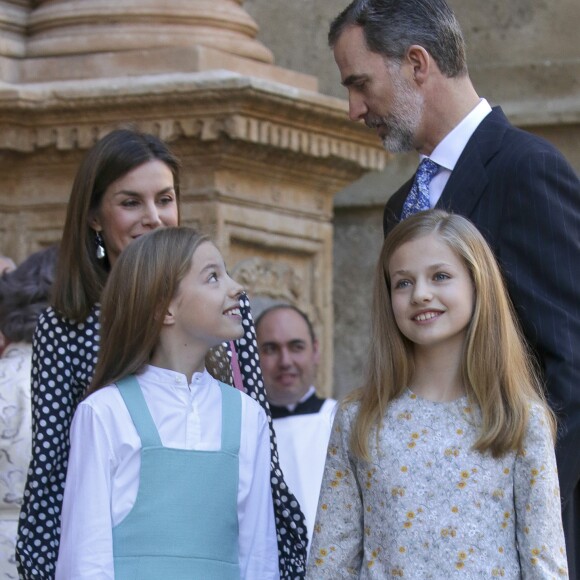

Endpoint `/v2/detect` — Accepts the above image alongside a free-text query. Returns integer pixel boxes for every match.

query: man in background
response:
[256,305,337,552]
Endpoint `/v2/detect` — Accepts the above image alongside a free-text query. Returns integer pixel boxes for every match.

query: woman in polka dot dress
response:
[16,129,308,578]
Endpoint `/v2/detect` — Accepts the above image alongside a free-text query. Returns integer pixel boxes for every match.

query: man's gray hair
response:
[328,0,468,78]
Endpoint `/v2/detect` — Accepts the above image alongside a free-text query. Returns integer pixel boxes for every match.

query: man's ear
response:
[312,339,321,365]
[406,44,431,84]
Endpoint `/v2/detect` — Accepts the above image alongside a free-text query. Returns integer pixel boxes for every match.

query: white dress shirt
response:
[56,365,279,580]
[425,98,492,207]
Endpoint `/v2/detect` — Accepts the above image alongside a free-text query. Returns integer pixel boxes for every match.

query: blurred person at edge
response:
[0,255,16,356]
[0,257,15,275]
[0,245,58,578]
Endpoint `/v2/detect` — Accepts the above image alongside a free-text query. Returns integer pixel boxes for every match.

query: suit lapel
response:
[384,107,513,235]
[437,107,510,216]
[384,177,413,235]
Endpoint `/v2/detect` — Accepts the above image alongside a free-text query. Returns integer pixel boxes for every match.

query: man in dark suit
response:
[329,0,580,575]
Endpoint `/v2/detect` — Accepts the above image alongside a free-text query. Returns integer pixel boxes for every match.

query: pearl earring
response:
[95,232,106,260]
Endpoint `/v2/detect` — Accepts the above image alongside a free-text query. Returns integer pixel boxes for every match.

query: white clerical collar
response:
[427,98,492,171]
[284,385,316,412]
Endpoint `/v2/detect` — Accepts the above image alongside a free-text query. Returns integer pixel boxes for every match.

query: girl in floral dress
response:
[307,211,567,579]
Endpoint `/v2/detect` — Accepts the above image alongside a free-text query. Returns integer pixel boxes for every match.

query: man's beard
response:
[366,75,423,154]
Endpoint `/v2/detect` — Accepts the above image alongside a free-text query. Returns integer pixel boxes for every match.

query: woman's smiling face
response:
[90,159,178,266]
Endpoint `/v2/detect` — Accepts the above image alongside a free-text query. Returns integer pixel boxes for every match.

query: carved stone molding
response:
[0,75,389,215]
[228,248,330,396]
[0,116,386,173]
[231,257,302,303]
[0,73,389,178]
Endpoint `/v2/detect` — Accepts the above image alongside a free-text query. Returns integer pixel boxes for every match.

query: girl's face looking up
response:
[168,242,244,349]
[388,233,474,355]
[90,159,179,266]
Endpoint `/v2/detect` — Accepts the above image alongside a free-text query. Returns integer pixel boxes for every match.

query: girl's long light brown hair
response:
[349,210,555,460]
[87,227,208,395]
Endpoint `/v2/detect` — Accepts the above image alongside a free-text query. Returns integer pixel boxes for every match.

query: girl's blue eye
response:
[434,272,450,281]
[394,279,410,289]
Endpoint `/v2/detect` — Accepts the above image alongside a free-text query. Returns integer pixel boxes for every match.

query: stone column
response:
[18,0,317,88]
[0,0,29,81]
[28,0,273,62]
[0,1,28,56]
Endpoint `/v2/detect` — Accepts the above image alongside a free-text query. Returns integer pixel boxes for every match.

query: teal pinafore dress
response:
[112,375,242,579]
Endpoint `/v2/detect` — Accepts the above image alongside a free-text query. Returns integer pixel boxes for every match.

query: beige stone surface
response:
[28,0,273,61]
[14,45,318,89]
[0,0,29,57]
[1,0,315,90]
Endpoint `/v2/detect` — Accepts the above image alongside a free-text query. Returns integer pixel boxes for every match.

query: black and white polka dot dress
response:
[16,305,100,578]
[16,296,307,579]
[225,294,308,578]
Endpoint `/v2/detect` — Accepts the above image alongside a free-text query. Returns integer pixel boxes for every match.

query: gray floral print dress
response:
[307,390,568,579]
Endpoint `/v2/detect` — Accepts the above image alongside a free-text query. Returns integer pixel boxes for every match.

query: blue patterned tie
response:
[400,158,440,220]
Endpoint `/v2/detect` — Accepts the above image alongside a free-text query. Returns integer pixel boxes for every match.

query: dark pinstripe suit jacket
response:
[384,107,580,502]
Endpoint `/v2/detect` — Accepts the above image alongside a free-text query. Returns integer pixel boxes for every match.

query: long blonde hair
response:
[88,227,208,395]
[350,210,554,460]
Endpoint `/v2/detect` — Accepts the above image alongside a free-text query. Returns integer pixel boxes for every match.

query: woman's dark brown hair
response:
[52,128,181,321]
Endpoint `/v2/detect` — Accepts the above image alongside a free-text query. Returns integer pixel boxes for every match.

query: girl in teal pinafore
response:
[55,227,279,579]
